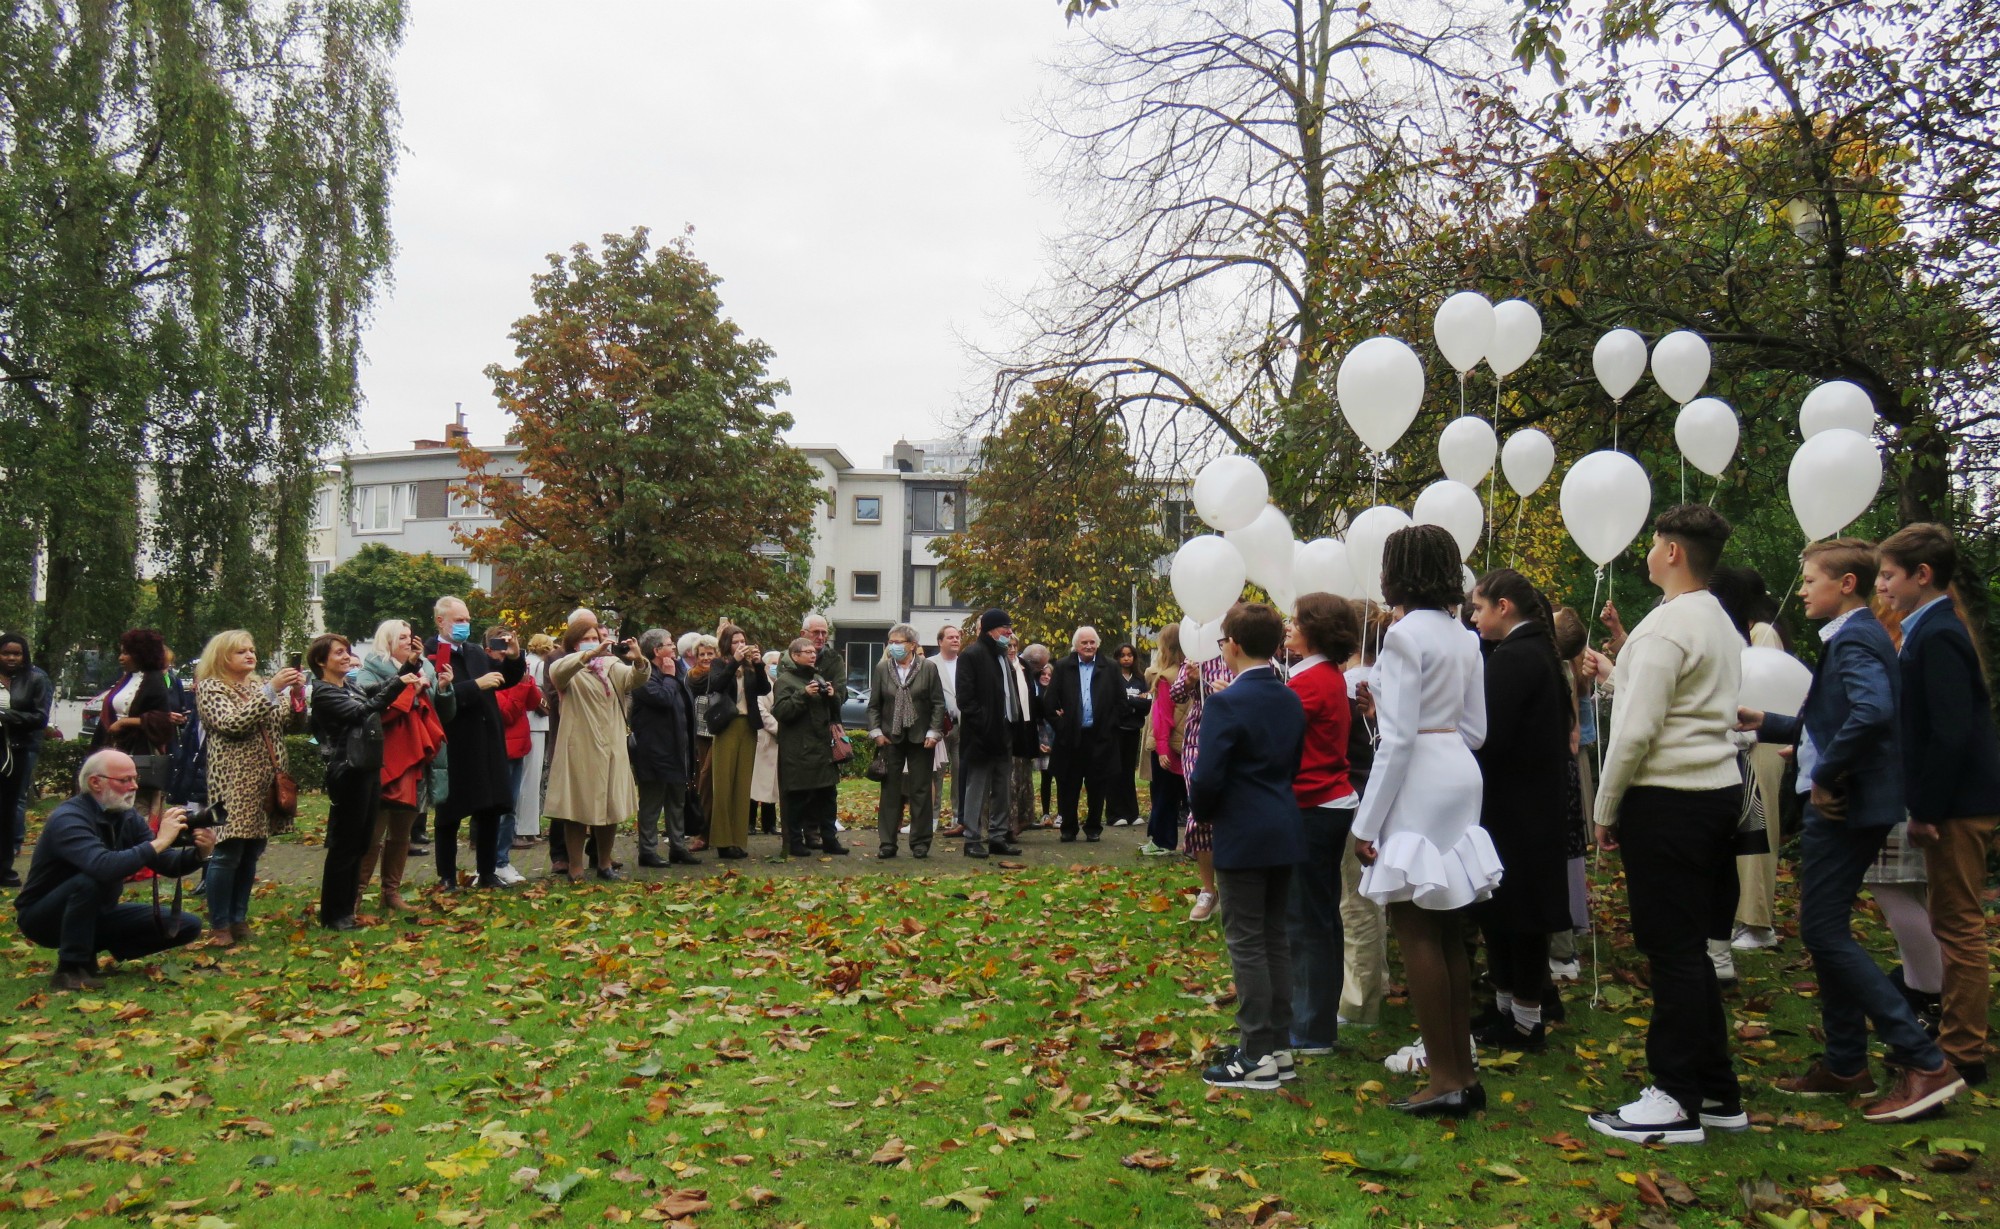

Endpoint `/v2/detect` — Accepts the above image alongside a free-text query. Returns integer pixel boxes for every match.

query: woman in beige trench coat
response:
[545,623,649,882]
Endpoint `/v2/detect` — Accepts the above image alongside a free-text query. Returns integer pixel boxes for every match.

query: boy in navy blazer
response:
[1878,523,2000,1088]
[1191,602,1307,1091]
[1739,538,1962,1122]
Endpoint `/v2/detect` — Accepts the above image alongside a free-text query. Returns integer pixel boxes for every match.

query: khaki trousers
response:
[1924,815,1999,1067]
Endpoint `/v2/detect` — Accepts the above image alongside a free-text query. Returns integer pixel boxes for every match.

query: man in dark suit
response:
[1190,602,1306,1091]
[1879,523,2000,1088]
[427,595,529,891]
[1740,538,1962,1122]
[1047,626,1126,843]
[630,629,702,867]
[953,609,1024,860]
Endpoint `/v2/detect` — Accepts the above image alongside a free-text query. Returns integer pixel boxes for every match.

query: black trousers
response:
[433,806,501,886]
[18,874,202,966]
[1617,783,1743,1113]
[1054,740,1113,837]
[783,785,840,847]
[1109,727,1143,822]
[322,767,382,924]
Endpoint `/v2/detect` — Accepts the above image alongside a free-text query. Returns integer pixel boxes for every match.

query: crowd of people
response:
[5,513,1995,1146]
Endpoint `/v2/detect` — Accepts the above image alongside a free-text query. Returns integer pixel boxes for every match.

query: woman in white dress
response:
[1352,525,1501,1117]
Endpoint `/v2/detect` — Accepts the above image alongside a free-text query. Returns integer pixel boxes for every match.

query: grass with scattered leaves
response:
[0,846,1993,1228]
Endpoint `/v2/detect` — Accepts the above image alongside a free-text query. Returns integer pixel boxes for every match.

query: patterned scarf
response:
[888,658,917,739]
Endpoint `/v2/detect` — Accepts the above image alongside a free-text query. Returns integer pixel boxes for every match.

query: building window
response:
[852,571,881,600]
[310,487,336,531]
[911,565,953,608]
[854,496,882,524]
[1162,498,1195,541]
[308,560,330,599]
[911,487,961,534]
[353,482,419,533]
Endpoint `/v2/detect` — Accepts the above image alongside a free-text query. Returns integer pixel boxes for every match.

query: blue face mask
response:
[993,633,1012,649]
[449,621,472,643]
[887,644,908,663]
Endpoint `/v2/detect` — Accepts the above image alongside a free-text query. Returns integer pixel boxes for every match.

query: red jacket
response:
[496,671,541,760]
[1287,658,1354,808]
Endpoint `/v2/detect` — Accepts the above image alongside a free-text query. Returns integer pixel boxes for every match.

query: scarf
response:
[887,658,918,739]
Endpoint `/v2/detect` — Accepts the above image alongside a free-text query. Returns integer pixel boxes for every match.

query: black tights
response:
[1484,928,1552,1006]
[1389,902,1477,1096]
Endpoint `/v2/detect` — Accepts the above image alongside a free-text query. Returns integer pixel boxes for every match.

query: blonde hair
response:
[372,618,412,660]
[527,633,557,655]
[195,629,257,683]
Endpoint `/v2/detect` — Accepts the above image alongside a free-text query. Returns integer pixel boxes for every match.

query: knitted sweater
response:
[1594,589,1743,826]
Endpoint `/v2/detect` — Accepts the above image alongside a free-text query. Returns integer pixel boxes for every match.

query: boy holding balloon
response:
[1737,538,1964,1123]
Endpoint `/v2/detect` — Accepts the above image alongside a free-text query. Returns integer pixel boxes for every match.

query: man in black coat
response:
[1046,625,1127,843]
[630,629,702,868]
[953,609,1024,860]
[427,595,528,891]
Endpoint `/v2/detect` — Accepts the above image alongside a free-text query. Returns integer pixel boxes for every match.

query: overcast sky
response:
[356,2,1078,467]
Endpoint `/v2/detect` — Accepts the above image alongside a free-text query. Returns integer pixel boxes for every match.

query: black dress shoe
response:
[964,847,989,859]
[1474,1016,1547,1052]
[1957,1061,1989,1087]
[912,847,930,859]
[719,846,748,860]
[1059,832,1077,843]
[878,846,898,859]
[991,842,1022,856]
[667,848,702,865]
[788,843,811,857]
[823,842,850,856]
[1085,831,1101,843]
[325,916,362,932]
[1389,1084,1484,1117]
[595,867,628,881]
[638,853,668,868]
[0,869,21,889]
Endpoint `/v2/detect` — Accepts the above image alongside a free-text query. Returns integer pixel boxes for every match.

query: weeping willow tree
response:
[0,1,405,666]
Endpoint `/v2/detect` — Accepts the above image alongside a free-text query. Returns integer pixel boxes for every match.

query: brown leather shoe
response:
[50,966,106,992]
[1861,1062,1965,1123]
[1775,1060,1875,1098]
[202,928,236,949]
[229,921,251,942]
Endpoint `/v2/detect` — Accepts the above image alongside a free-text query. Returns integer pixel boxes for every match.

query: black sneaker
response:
[1202,1046,1281,1090]
[1474,1016,1547,1052]
[1699,1097,1749,1132]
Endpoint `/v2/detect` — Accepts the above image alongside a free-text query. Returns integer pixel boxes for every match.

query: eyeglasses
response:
[97,773,139,785]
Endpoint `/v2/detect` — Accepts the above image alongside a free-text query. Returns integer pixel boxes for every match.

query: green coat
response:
[773,658,839,791]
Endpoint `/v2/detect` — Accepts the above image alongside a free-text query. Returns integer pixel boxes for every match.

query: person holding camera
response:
[545,618,649,882]
[354,620,455,913]
[486,626,542,885]
[426,596,528,891]
[704,623,770,860]
[308,633,410,930]
[629,629,701,866]
[191,629,305,947]
[14,749,214,988]
[773,637,849,857]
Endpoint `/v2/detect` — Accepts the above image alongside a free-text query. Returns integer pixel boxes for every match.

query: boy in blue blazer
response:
[1738,538,1962,1122]
[1191,602,1306,1091]
[1878,523,2000,1088]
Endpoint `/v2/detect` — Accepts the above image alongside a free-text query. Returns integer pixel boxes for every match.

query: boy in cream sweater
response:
[1586,505,1746,1145]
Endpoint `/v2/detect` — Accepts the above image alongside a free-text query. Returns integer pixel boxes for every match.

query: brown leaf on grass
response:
[1774,1112,1845,1133]
[1924,1150,1976,1174]
[654,1188,710,1217]
[870,1138,911,1166]
[611,1167,649,1184]
[997,861,1027,870]
[1653,1172,1699,1207]
[1119,1148,1173,1171]
[1634,1174,1667,1207]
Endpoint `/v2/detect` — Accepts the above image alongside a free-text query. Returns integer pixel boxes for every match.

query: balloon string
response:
[1680,455,1687,504]
[1585,563,1608,1012]
[1485,378,1500,570]
[1510,497,1525,568]
[1613,398,1621,452]
[1709,476,1722,507]
[1772,560,1806,624]
[1458,371,1467,419]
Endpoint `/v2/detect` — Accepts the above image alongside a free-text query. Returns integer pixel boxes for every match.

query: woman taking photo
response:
[1110,643,1151,826]
[1351,525,1499,1117]
[354,620,453,914]
[193,630,305,947]
[704,623,769,860]
[94,628,178,814]
[307,633,410,931]
[686,634,719,852]
[546,623,649,882]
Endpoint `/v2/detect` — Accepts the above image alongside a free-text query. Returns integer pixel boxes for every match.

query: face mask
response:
[577,641,600,655]
[346,666,361,682]
[994,634,1011,649]
[887,644,908,663]
[449,620,472,643]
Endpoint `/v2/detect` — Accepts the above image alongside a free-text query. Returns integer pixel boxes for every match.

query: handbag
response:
[830,722,855,764]
[1733,750,1770,855]
[864,746,890,781]
[264,725,298,834]
[705,687,740,734]
[131,753,172,792]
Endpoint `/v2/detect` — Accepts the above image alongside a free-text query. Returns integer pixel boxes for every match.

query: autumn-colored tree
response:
[455,229,820,646]
[931,382,1172,647]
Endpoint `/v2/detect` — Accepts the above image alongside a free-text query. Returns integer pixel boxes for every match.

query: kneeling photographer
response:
[14,750,214,990]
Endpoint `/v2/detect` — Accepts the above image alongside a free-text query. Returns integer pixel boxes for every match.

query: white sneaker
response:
[1383,1038,1479,1074]
[1549,958,1582,982]
[1188,891,1218,923]
[1730,924,1779,950]
[1707,939,1738,984]
[899,825,911,836]
[1586,1086,1705,1144]
[494,865,526,886]
[1202,1046,1282,1090]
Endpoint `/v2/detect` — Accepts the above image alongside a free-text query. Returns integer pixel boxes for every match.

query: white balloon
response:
[1488,299,1542,378]
[1673,397,1739,478]
[1741,646,1813,718]
[1413,479,1484,561]
[1433,291,1495,375]
[1182,615,1223,664]
[1593,329,1648,401]
[1560,450,1653,566]
[1337,337,1426,454]
[1292,537,1356,599]
[1169,535,1247,624]
[1344,505,1413,604]
[1788,427,1883,540]
[1500,429,1556,498]
[1225,504,1296,597]
[1800,381,1877,439]
[1437,416,1497,487]
[1461,564,1478,596]
[1650,330,1712,404]
[1191,455,1269,533]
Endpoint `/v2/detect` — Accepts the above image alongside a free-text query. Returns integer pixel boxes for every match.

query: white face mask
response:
[577,641,600,655]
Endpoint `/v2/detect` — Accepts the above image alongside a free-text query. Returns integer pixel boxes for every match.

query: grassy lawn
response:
[1,823,1994,1227]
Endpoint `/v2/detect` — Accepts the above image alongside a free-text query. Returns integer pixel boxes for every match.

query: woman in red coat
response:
[356,620,452,913]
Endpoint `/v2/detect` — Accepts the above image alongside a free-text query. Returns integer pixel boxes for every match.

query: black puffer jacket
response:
[309,676,408,783]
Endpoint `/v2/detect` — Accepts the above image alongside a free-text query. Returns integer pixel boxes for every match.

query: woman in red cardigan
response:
[1283,592,1361,1055]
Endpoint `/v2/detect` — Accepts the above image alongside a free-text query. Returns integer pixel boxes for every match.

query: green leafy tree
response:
[456,228,821,648]
[319,546,482,645]
[0,2,406,662]
[932,381,1172,646]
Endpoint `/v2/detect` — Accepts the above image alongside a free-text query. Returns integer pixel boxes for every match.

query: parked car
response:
[842,686,870,730]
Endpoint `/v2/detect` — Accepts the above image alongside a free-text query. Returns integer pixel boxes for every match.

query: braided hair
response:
[1379,524,1464,611]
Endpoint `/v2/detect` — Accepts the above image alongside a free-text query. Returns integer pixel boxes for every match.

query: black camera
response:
[486,637,508,653]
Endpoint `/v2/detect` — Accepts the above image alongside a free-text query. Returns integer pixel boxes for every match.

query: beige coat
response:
[751,690,781,805]
[544,651,649,825]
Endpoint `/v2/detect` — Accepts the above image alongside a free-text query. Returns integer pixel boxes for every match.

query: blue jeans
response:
[1798,812,1946,1074]
[1146,757,1185,850]
[495,758,527,869]
[5,744,37,861]
[205,837,266,928]
[1286,805,1353,1046]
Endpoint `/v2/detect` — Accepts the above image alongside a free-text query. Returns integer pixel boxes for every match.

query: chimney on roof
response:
[418,403,471,450]
[890,439,924,473]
